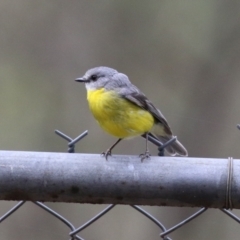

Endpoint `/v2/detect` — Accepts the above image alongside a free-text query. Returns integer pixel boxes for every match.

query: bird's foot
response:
[139,151,151,162]
[101,149,112,160]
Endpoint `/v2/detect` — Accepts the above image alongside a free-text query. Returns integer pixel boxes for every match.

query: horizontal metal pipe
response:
[0,151,239,208]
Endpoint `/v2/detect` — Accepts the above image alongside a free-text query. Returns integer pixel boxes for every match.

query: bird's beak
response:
[75,77,88,83]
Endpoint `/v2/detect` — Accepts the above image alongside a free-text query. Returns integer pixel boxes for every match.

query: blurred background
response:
[1,0,240,239]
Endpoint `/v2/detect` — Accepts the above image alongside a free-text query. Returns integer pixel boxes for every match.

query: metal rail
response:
[0,151,238,208]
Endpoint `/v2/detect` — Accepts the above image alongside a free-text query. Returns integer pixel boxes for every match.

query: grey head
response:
[75,66,132,91]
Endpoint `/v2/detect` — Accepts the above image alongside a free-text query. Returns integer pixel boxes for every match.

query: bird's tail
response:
[156,135,188,156]
[151,123,188,156]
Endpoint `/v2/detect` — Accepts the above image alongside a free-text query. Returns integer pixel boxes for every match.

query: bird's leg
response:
[139,133,151,162]
[101,138,122,160]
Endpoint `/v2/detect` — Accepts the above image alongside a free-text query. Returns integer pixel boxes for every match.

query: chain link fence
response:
[1,129,240,239]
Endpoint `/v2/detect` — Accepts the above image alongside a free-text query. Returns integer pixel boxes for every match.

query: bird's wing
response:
[111,73,172,135]
[121,89,172,135]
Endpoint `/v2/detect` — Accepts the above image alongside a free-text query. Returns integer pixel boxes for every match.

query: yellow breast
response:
[87,88,154,138]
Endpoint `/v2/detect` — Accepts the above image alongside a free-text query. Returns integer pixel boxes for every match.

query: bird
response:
[75,66,188,161]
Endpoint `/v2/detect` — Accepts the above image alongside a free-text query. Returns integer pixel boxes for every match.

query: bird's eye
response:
[91,75,98,81]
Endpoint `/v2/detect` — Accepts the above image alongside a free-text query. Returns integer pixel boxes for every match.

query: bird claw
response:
[101,149,112,160]
[139,151,151,162]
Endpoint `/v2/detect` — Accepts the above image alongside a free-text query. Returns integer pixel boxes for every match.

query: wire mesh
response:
[1,129,240,239]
